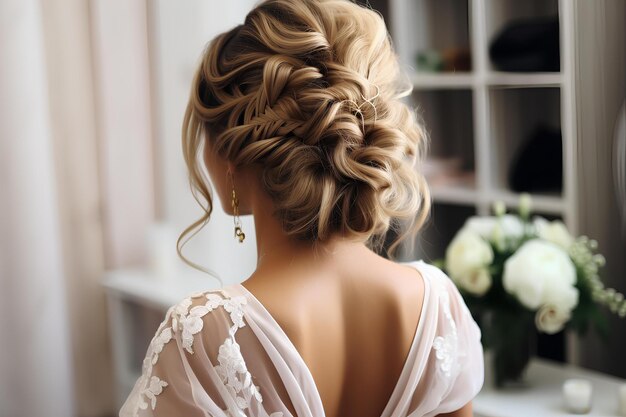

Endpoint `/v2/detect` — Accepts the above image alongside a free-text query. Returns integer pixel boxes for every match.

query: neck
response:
[246,181,370,272]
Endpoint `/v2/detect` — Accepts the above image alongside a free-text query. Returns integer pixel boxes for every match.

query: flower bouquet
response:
[433,194,626,387]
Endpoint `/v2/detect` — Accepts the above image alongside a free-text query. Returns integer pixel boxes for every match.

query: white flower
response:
[535,303,572,334]
[150,327,173,364]
[213,335,267,413]
[543,274,579,311]
[173,298,192,316]
[533,217,574,249]
[252,384,263,402]
[490,221,506,252]
[463,216,497,239]
[503,239,578,310]
[493,201,506,217]
[235,395,248,409]
[433,334,456,377]
[142,376,168,410]
[519,193,532,219]
[445,229,494,292]
[179,307,208,353]
[217,338,247,375]
[223,296,247,328]
[464,215,524,241]
[458,267,492,296]
[205,293,223,310]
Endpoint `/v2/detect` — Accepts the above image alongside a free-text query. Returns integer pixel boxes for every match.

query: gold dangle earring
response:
[229,169,245,243]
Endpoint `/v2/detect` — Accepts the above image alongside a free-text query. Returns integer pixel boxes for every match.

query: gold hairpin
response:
[345,83,380,131]
[359,83,380,125]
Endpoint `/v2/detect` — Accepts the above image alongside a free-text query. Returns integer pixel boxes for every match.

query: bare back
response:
[240,259,426,417]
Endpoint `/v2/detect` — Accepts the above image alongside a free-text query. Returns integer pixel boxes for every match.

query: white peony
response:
[445,229,494,294]
[463,216,494,239]
[503,239,578,310]
[464,214,525,240]
[533,217,574,249]
[542,271,579,311]
[463,214,525,252]
[458,267,492,296]
[535,303,572,334]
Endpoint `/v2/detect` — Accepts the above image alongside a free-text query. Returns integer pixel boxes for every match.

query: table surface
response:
[475,357,626,417]
[102,267,223,310]
[103,268,626,417]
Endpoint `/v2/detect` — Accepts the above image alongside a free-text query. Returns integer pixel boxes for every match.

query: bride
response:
[120,0,484,416]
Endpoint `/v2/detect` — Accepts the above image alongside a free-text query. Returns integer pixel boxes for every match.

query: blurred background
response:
[0,0,624,416]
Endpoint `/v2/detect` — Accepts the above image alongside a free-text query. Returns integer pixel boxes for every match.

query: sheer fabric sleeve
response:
[118,291,287,417]
[407,264,484,417]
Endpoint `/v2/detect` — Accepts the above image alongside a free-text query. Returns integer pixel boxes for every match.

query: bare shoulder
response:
[357,259,427,310]
[381,260,428,327]
[335,258,428,344]
[323,258,426,313]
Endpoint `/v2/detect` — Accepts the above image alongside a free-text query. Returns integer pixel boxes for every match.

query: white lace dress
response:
[119,260,484,417]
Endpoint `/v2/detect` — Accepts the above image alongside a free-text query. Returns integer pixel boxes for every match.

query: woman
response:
[120,1,484,416]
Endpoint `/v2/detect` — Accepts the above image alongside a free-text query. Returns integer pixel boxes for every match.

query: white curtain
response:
[0,0,75,415]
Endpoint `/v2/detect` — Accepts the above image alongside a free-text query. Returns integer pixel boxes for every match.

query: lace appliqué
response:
[212,296,270,415]
[432,288,459,378]
[125,289,284,417]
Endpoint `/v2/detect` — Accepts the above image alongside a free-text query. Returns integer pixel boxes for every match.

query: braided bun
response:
[179,0,431,265]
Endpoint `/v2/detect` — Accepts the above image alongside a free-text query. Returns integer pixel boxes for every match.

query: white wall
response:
[149,1,260,286]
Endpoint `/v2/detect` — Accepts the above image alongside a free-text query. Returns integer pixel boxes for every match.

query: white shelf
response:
[102,268,220,310]
[410,71,563,89]
[485,72,563,87]
[429,187,565,215]
[411,72,475,89]
[430,184,480,206]
[490,190,565,215]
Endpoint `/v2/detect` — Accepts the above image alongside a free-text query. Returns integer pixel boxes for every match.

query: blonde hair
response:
[178,0,431,272]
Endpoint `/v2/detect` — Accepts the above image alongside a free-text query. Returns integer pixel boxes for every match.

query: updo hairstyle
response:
[178,0,431,268]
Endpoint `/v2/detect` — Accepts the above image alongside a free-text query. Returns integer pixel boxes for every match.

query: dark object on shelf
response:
[441,47,471,72]
[416,47,471,72]
[416,50,444,72]
[489,16,560,72]
[509,125,562,193]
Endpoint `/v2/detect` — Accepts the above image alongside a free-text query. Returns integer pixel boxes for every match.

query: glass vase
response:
[481,308,536,388]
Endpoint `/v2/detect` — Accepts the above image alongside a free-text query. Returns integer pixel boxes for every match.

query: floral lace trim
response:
[125,289,284,417]
[432,288,459,378]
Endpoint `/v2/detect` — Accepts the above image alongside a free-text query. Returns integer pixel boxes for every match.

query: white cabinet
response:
[385,0,578,261]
